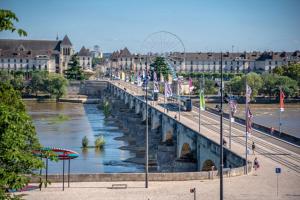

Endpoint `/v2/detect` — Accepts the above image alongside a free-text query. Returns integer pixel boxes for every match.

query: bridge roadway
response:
[112,80,300,174]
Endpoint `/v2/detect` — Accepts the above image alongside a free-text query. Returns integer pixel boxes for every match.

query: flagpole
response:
[279,109,282,136]
[219,52,224,200]
[198,78,201,133]
[245,80,248,175]
[164,83,166,113]
[178,81,181,121]
[229,105,232,149]
[279,87,282,136]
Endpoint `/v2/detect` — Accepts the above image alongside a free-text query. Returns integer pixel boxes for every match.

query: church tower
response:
[59,35,73,73]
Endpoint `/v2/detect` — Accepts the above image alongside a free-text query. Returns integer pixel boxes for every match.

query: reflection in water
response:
[25,100,143,174]
[207,103,300,138]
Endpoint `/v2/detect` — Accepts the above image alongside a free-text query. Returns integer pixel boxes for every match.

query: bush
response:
[82,136,89,148]
[95,136,105,149]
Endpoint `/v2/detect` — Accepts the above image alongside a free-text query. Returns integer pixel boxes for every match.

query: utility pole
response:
[145,59,149,188]
[245,80,249,175]
[219,52,224,200]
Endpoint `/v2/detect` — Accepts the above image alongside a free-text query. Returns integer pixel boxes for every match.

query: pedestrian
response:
[253,157,260,171]
[223,138,227,147]
[252,141,256,155]
[270,127,274,135]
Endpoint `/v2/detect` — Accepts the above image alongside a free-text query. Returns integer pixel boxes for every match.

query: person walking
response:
[253,157,260,174]
[252,141,256,155]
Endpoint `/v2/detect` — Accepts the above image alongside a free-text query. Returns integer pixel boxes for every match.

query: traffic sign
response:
[275,167,281,174]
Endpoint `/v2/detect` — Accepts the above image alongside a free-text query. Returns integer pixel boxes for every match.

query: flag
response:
[153,71,158,82]
[280,89,285,112]
[246,84,252,103]
[246,107,253,136]
[199,89,205,111]
[189,77,194,92]
[229,99,237,116]
[164,82,172,97]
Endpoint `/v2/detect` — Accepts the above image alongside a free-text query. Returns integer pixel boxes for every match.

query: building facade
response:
[0,35,73,75]
[77,46,93,70]
[110,48,300,74]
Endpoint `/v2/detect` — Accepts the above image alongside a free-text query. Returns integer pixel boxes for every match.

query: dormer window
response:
[17,45,25,51]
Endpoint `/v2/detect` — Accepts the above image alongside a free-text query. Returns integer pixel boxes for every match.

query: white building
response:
[109,48,300,74]
[0,35,73,76]
[78,46,92,70]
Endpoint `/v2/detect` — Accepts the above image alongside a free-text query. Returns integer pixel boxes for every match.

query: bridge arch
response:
[202,159,216,171]
[165,130,173,145]
[180,143,192,159]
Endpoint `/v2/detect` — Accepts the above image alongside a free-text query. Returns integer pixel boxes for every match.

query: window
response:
[39,65,41,70]
[26,59,29,63]
[269,61,272,65]
[8,59,10,62]
[14,59,16,62]
[20,59,23,63]
[45,65,47,70]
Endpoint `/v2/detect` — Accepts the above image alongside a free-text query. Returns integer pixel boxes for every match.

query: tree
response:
[0,71,13,83]
[241,72,263,97]
[0,9,27,36]
[150,57,169,81]
[228,76,242,95]
[0,83,43,199]
[193,79,218,95]
[27,71,48,96]
[65,55,85,80]
[260,73,277,96]
[273,63,300,86]
[274,76,298,97]
[47,74,68,101]
[10,74,25,92]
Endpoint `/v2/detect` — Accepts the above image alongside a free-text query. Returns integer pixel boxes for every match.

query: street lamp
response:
[219,52,224,200]
[145,58,149,189]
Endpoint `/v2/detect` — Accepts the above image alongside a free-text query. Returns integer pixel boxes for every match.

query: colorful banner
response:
[246,84,252,103]
[189,77,194,92]
[246,107,253,136]
[164,82,172,97]
[229,99,237,116]
[280,89,285,112]
[199,89,205,111]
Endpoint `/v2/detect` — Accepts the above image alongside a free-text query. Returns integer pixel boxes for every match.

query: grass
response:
[48,114,70,124]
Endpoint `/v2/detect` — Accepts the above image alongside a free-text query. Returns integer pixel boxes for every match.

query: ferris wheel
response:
[141,31,186,80]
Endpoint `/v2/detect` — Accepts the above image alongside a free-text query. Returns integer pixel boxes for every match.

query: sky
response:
[0,0,299,53]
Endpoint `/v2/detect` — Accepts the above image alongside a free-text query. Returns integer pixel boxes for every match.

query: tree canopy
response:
[65,55,85,80]
[0,83,43,199]
[0,9,27,36]
[150,57,170,81]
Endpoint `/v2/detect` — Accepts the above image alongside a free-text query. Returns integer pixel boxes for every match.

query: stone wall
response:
[30,166,247,183]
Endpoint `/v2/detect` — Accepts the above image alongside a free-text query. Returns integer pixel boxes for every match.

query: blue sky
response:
[0,0,299,53]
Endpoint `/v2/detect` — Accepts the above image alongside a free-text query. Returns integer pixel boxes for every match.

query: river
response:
[25,101,144,174]
[207,103,300,138]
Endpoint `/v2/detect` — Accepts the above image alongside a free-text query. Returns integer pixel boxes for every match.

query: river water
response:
[207,103,300,138]
[25,101,144,174]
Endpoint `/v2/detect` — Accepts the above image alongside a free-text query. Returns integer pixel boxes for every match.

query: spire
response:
[61,35,72,46]
[56,33,59,41]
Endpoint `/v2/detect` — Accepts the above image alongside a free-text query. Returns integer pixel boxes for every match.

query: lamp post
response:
[145,59,149,188]
[219,52,224,200]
